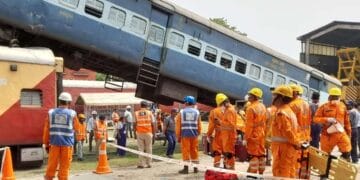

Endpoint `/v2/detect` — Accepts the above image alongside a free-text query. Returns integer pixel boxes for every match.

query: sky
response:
[168,0,360,60]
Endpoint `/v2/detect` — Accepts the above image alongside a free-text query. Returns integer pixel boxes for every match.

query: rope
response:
[108,143,300,180]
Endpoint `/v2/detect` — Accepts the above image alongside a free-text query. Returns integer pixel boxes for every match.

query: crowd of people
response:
[42,83,357,179]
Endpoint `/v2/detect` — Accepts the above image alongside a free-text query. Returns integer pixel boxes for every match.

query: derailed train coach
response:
[0,0,341,106]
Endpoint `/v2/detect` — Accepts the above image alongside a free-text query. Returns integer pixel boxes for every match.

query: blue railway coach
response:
[0,0,341,105]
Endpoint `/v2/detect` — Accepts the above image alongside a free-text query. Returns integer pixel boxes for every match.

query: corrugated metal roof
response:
[0,46,55,65]
[77,92,144,106]
[297,21,360,42]
[63,80,137,89]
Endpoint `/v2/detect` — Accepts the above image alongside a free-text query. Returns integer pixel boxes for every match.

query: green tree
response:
[210,17,246,36]
[96,73,106,81]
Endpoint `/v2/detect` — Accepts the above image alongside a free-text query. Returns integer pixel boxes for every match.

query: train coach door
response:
[144,8,169,62]
[137,8,169,87]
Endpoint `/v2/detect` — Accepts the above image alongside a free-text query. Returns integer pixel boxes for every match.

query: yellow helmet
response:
[272,85,293,98]
[216,93,228,106]
[248,88,263,98]
[78,114,86,119]
[329,87,341,96]
[289,84,303,94]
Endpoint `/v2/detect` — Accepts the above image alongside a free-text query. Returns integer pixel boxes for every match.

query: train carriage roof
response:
[0,46,55,65]
[76,92,144,106]
[151,0,341,85]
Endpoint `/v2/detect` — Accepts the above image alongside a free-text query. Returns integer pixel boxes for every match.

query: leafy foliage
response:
[210,17,247,36]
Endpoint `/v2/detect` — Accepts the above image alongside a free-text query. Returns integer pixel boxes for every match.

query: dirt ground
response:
[16,153,272,180]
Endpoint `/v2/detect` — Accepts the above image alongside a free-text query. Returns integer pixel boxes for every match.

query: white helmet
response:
[91,110,97,115]
[126,105,131,109]
[58,92,72,102]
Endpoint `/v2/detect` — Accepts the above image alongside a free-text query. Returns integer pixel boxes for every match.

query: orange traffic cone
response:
[93,139,112,174]
[1,147,15,180]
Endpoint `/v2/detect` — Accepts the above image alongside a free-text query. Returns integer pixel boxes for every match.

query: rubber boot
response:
[194,167,198,173]
[178,166,189,174]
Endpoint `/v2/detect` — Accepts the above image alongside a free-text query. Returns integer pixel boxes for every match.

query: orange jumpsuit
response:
[94,120,108,153]
[314,101,351,154]
[265,106,277,166]
[43,108,77,180]
[265,106,277,147]
[221,105,237,169]
[74,120,87,142]
[290,97,311,141]
[271,104,300,178]
[207,107,223,167]
[290,97,311,179]
[176,107,202,163]
[245,100,267,174]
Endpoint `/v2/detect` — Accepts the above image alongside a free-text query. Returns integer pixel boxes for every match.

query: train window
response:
[130,16,147,35]
[301,85,308,98]
[249,64,261,79]
[275,75,286,86]
[262,70,273,85]
[204,46,217,63]
[59,0,79,9]
[220,53,233,69]
[187,39,202,56]
[235,60,247,74]
[149,25,165,44]
[108,7,126,27]
[85,0,104,18]
[169,32,184,49]
[309,76,320,90]
[20,89,42,107]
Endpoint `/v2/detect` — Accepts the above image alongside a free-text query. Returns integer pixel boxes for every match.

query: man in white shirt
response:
[87,110,97,152]
[124,105,135,139]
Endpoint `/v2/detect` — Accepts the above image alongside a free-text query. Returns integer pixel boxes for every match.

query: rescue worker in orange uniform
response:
[289,84,311,179]
[207,102,224,167]
[134,101,156,168]
[75,114,87,161]
[176,96,202,174]
[314,87,351,161]
[94,115,108,154]
[244,88,267,175]
[271,85,303,178]
[43,92,77,180]
[215,93,237,169]
[265,105,276,166]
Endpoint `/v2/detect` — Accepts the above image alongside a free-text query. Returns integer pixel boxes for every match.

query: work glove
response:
[206,136,211,143]
[45,146,50,154]
[327,118,337,124]
[242,140,247,146]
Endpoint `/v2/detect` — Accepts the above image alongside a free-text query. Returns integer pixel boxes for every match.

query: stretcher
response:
[308,146,329,176]
[308,146,358,179]
[328,158,358,180]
